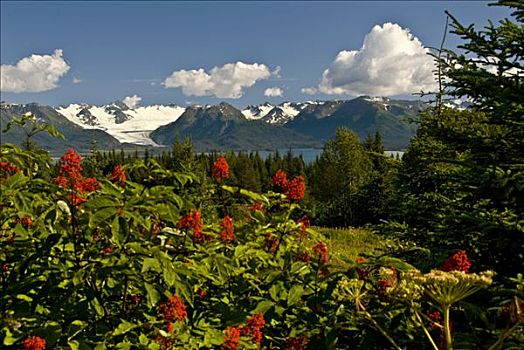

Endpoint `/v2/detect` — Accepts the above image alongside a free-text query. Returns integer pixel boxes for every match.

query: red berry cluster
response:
[442,250,471,273]
[250,201,263,212]
[272,170,306,202]
[212,156,229,181]
[160,294,188,334]
[223,326,241,350]
[296,250,311,263]
[296,216,310,237]
[196,288,207,300]
[223,314,265,350]
[285,335,309,350]
[272,169,288,190]
[0,161,19,176]
[15,216,33,227]
[110,164,126,187]
[178,210,208,243]
[155,334,173,350]
[22,336,46,350]
[427,310,442,331]
[241,313,265,345]
[55,148,99,206]
[312,241,329,264]
[219,215,236,243]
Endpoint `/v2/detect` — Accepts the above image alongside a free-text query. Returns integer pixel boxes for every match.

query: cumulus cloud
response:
[122,94,142,109]
[1,49,70,93]
[72,77,83,84]
[318,23,437,96]
[301,87,318,95]
[264,87,283,97]
[163,61,271,99]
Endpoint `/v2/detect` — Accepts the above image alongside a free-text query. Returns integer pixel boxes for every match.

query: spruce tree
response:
[395,0,523,274]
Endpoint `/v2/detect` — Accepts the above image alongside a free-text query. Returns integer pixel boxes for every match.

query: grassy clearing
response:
[316,226,389,265]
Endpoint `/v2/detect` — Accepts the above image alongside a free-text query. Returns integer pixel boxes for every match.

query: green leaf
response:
[287,285,304,306]
[2,327,21,345]
[142,258,161,273]
[68,320,88,340]
[252,300,275,314]
[16,294,33,302]
[115,342,132,350]
[89,207,115,228]
[112,320,137,336]
[144,283,160,307]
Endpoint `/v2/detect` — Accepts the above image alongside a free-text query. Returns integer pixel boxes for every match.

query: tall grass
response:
[316,226,388,264]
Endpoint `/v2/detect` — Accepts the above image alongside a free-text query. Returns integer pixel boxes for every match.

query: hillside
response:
[150,102,321,151]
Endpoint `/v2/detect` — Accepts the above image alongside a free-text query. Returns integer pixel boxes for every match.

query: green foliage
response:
[307,128,395,226]
[1,137,523,349]
[392,0,524,276]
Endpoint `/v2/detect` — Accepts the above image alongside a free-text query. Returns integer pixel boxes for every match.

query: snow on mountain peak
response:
[56,103,186,146]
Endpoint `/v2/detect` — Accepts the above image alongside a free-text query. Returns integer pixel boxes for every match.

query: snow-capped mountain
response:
[56,102,186,146]
[241,101,322,125]
[241,102,274,120]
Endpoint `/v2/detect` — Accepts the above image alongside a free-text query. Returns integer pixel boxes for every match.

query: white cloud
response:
[319,23,437,96]
[264,87,283,97]
[163,61,271,99]
[301,87,318,95]
[122,94,142,109]
[1,49,70,93]
[72,77,83,84]
[272,66,282,78]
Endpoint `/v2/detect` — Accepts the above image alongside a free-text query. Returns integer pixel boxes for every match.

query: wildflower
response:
[405,269,494,305]
[312,241,329,264]
[219,215,235,243]
[286,176,306,202]
[272,169,288,190]
[178,210,208,243]
[212,156,229,181]
[22,336,46,350]
[285,335,309,350]
[333,277,367,311]
[223,326,241,350]
[160,294,188,325]
[442,250,471,273]
[110,164,126,187]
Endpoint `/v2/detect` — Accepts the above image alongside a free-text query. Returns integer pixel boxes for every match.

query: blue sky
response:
[0,1,513,107]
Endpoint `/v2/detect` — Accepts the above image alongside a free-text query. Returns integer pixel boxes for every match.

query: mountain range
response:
[0,97,465,155]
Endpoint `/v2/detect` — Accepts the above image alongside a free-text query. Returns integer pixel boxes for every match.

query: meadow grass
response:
[315,226,389,265]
